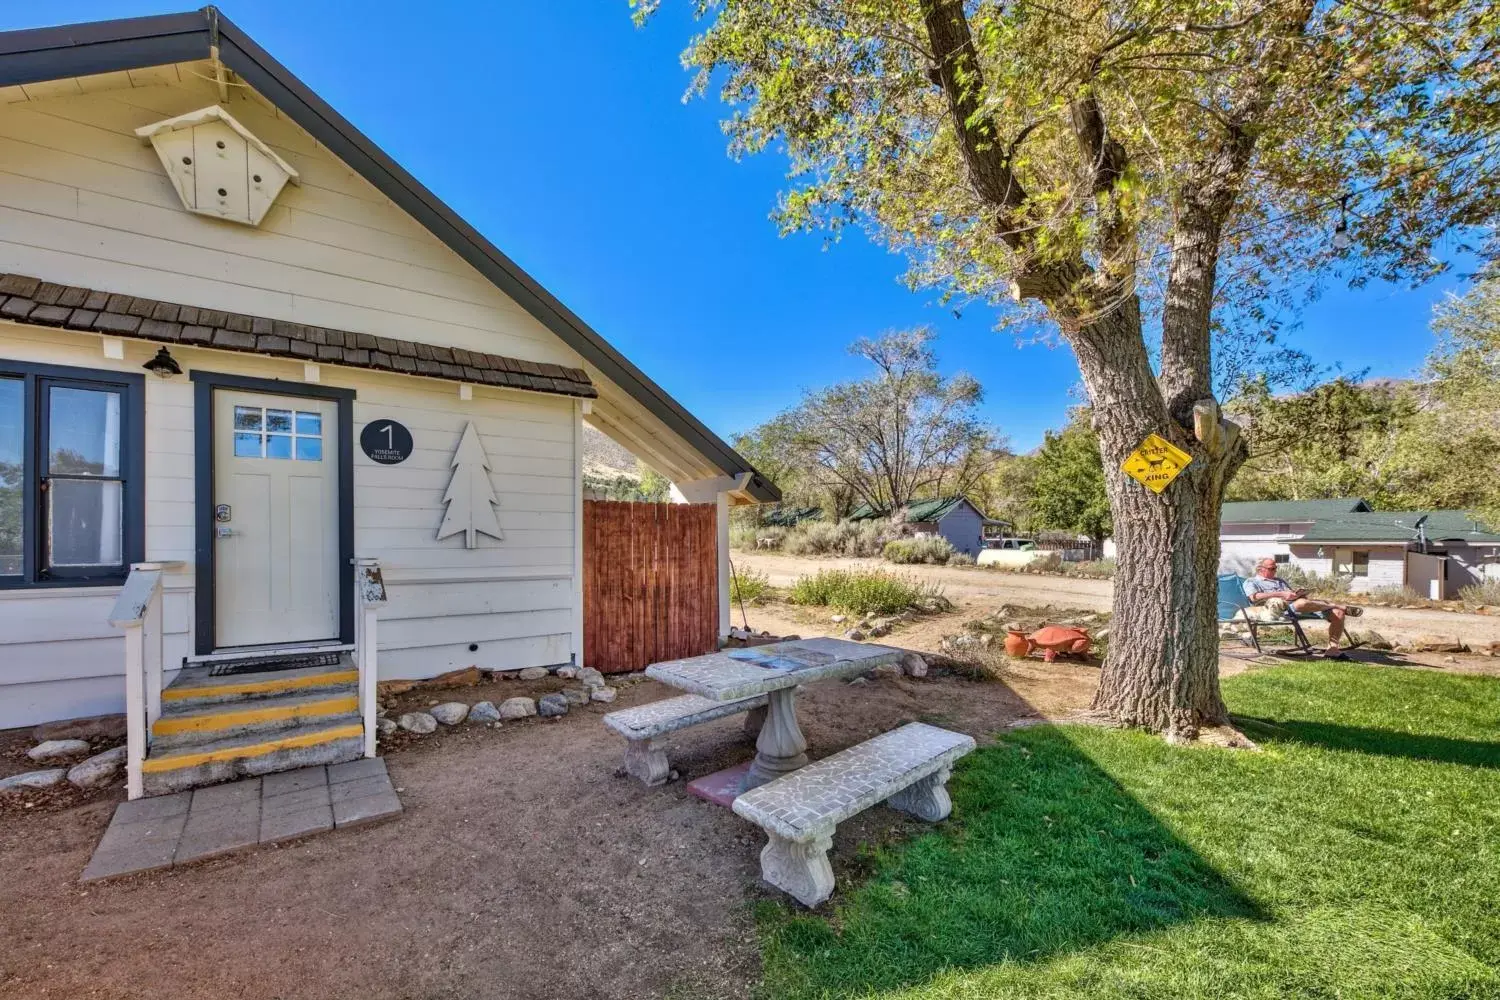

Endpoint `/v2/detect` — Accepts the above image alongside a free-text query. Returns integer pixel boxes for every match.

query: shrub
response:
[730,524,785,551]
[1280,565,1354,598]
[729,566,772,604]
[883,536,957,565]
[1459,579,1500,605]
[782,519,889,557]
[948,551,976,566]
[1071,558,1117,578]
[788,569,950,616]
[1367,584,1424,604]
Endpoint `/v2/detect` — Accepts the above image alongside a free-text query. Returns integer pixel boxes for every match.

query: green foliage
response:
[756,662,1500,999]
[730,523,785,551]
[728,566,772,604]
[782,519,890,558]
[582,460,671,503]
[788,569,949,615]
[1029,410,1112,543]
[882,536,958,565]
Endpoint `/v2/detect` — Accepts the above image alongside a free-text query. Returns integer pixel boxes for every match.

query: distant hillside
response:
[581,422,640,480]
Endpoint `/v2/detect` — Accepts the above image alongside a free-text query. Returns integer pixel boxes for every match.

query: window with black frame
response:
[0,362,143,588]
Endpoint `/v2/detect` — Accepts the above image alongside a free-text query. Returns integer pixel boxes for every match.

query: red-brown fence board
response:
[583,500,718,674]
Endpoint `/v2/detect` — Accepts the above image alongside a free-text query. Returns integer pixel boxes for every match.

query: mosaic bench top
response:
[603,692,768,741]
[731,722,976,843]
[645,637,902,702]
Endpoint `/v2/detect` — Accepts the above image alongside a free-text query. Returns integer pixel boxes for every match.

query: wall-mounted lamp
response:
[142,346,183,378]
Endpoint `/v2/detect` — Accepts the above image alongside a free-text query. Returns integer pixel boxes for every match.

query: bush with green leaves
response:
[883,536,957,565]
[788,569,949,616]
[1459,579,1500,606]
[1280,565,1354,598]
[729,566,772,604]
[782,519,890,557]
[730,523,785,551]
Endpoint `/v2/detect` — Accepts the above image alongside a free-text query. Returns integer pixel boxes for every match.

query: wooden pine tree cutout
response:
[436,422,503,548]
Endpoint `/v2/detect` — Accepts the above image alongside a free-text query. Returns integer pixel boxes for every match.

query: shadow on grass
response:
[757,725,1264,998]
[1237,716,1500,768]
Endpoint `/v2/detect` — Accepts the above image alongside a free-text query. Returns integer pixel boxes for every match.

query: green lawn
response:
[756,662,1500,999]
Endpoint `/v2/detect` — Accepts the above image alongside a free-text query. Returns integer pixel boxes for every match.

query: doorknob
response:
[215,525,235,539]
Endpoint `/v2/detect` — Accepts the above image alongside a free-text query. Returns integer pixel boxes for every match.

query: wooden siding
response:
[583,501,718,674]
[0,72,581,368]
[0,323,581,725]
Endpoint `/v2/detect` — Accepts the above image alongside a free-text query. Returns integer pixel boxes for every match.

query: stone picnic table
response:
[644,637,902,789]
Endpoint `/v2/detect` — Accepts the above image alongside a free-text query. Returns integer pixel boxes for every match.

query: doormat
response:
[208,652,345,677]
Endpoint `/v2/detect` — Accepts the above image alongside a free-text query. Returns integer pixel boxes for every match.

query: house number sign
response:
[360,420,414,465]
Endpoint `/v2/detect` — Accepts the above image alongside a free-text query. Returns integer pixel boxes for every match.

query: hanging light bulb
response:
[1331,194,1352,252]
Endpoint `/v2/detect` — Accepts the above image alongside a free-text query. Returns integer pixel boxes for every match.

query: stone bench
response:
[604,693,769,787]
[731,722,976,907]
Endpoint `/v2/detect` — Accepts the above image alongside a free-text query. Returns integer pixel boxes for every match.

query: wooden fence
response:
[583,500,719,674]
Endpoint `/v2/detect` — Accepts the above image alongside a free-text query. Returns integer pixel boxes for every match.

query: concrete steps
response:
[144,658,364,796]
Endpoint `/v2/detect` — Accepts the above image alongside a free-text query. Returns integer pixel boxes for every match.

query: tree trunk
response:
[1067,304,1239,737]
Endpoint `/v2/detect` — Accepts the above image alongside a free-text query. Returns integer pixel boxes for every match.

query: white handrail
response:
[109,564,164,800]
[355,559,387,758]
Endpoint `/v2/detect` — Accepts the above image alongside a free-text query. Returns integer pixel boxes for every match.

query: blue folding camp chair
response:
[1216,573,1316,655]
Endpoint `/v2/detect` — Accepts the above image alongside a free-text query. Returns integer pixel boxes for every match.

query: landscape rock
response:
[900,652,929,678]
[867,625,891,638]
[518,666,549,681]
[872,663,902,680]
[562,687,592,706]
[556,666,578,680]
[67,746,126,789]
[32,713,126,743]
[0,769,67,793]
[590,686,619,704]
[468,701,502,724]
[498,697,537,720]
[429,702,470,726]
[27,739,91,763]
[1408,634,1466,653]
[537,693,570,718]
[844,629,867,641]
[830,615,847,624]
[398,712,438,734]
[577,667,606,690]
[376,717,399,737]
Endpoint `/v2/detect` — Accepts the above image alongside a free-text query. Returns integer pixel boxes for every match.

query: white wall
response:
[1287,543,1405,593]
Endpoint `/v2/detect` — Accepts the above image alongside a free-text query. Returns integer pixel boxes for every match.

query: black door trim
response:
[191,370,356,655]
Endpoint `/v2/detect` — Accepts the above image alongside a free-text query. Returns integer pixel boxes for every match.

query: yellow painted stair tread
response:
[161,669,357,702]
[142,723,364,773]
[152,694,358,736]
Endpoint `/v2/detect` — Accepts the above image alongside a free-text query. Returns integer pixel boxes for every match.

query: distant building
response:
[1219,499,1500,598]
[848,496,1008,557]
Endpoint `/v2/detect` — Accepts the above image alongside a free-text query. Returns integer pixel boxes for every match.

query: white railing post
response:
[110,566,163,801]
[355,559,387,759]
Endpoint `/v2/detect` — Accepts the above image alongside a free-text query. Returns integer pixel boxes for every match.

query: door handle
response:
[215,526,235,539]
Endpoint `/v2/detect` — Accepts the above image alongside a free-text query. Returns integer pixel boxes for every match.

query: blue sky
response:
[1,3,1476,450]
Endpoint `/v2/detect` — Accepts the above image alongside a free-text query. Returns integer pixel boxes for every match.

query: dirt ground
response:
[5,596,1493,1000]
[736,551,1500,647]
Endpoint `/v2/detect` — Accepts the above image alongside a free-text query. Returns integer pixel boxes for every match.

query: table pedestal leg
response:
[744,687,808,789]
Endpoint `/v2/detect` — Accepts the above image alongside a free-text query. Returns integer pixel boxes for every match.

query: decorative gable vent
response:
[135,105,299,227]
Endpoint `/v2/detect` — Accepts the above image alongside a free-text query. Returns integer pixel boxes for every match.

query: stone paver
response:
[81,758,402,882]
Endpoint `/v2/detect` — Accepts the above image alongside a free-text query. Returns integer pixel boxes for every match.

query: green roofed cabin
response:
[847,496,1008,558]
[1219,498,1500,599]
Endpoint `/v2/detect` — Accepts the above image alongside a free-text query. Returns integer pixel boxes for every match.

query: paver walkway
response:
[81,757,402,881]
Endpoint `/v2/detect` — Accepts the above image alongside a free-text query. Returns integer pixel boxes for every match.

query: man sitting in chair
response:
[1244,557,1363,658]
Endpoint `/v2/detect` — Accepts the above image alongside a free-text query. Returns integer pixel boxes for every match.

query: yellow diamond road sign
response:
[1122,433,1192,494]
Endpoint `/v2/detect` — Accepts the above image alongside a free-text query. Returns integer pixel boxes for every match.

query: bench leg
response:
[623,738,670,787]
[743,704,767,738]
[886,766,953,822]
[760,832,835,908]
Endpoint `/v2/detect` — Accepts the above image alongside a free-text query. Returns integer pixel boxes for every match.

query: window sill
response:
[0,583,125,599]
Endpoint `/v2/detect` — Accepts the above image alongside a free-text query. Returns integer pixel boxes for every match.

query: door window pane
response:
[295,436,323,461]
[265,434,292,459]
[234,432,262,458]
[47,479,122,567]
[0,378,20,575]
[295,411,321,436]
[233,406,262,431]
[265,409,293,433]
[48,387,121,476]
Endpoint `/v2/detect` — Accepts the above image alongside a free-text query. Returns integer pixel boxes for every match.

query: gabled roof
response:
[848,496,1002,524]
[1300,511,1500,545]
[761,506,823,528]
[0,8,778,503]
[1220,498,1371,523]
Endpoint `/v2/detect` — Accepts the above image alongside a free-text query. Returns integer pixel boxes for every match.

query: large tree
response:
[638,0,1498,736]
[1031,411,1113,544]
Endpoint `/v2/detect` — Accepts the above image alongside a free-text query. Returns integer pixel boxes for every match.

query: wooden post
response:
[110,566,162,801]
[122,621,146,800]
[359,606,378,758]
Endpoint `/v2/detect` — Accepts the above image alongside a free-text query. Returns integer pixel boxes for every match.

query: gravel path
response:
[735,552,1500,646]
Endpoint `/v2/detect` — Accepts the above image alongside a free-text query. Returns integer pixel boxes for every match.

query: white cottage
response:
[0,10,775,796]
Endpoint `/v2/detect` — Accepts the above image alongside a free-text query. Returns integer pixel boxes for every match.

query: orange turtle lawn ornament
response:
[1010,625,1092,662]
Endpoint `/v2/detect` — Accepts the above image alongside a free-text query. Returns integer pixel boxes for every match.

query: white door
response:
[214,389,339,647]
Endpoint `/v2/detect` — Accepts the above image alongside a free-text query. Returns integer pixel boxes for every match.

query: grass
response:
[755,661,1500,999]
[788,569,950,616]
